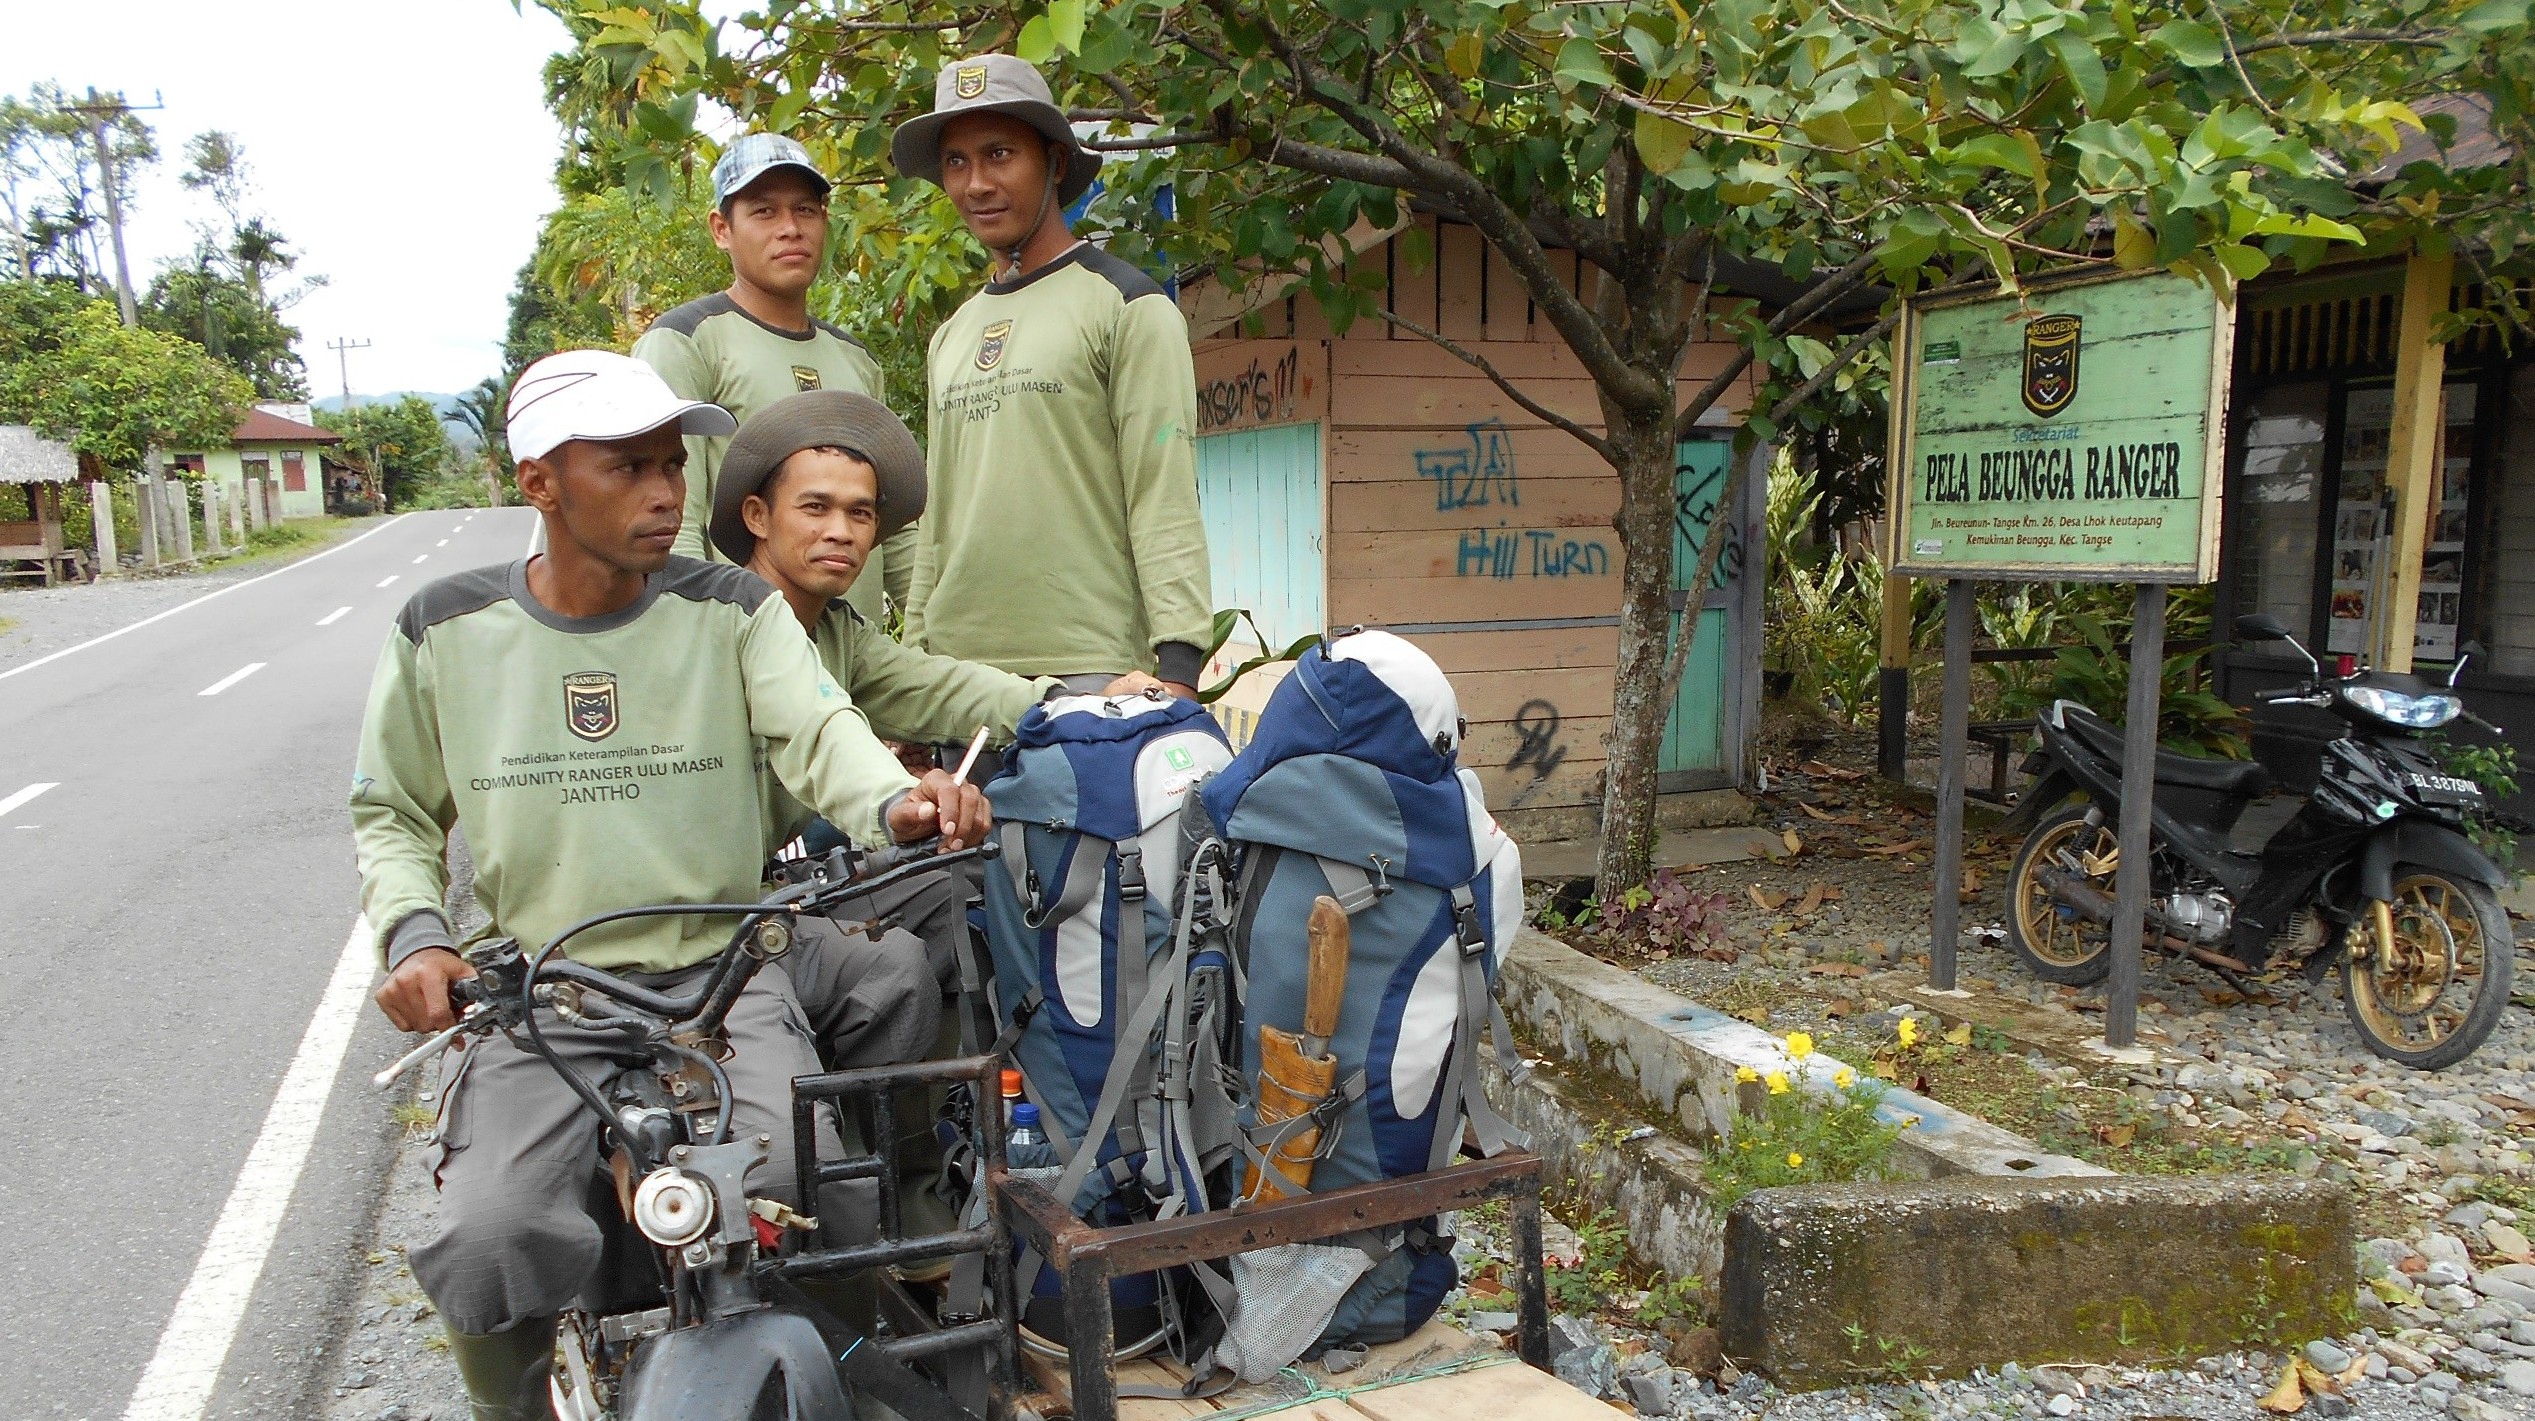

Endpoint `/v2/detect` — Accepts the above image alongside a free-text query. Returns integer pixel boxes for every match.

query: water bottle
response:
[1006,1103,1063,1188]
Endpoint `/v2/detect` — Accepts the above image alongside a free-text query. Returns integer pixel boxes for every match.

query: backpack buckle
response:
[1452,889,1486,958]
[1116,846,1148,904]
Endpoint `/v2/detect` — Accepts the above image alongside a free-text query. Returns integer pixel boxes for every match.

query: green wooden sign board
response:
[1886,269,2233,584]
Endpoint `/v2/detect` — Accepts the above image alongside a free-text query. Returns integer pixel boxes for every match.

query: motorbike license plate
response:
[2405,772,2483,803]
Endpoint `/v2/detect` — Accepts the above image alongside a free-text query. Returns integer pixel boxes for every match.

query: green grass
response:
[199,515,366,573]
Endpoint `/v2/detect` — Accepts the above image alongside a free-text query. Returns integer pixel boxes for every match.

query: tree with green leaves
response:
[318,394,457,510]
[0,281,250,476]
[0,83,157,293]
[546,0,2532,898]
[142,131,318,398]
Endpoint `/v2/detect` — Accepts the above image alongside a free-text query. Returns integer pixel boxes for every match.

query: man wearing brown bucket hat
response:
[890,53,1214,702]
[712,388,1159,1245]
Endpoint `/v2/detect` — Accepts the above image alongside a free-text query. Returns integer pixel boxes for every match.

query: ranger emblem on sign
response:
[2021,313,2082,419]
[563,671,620,742]
[975,319,1012,372]
[954,64,989,99]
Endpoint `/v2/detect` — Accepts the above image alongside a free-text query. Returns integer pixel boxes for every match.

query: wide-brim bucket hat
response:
[710,390,927,566]
[890,53,1102,208]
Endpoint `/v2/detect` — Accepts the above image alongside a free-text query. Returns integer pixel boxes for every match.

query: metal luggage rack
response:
[771,1050,1553,1421]
[998,1150,1554,1421]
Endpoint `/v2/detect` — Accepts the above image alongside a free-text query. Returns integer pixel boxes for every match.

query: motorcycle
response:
[375,839,1004,1420]
[2002,612,2516,1070]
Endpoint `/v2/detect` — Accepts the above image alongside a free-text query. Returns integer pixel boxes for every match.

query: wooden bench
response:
[0,518,86,585]
[1964,718,2034,804]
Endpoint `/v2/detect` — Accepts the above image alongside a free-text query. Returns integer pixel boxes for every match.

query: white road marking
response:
[376,576,398,589]
[411,554,428,564]
[316,606,352,627]
[436,539,448,547]
[0,782,57,820]
[197,663,267,697]
[119,919,374,1421]
[0,517,405,685]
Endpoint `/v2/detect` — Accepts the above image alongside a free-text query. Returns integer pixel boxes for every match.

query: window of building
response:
[2486,367,2535,675]
[282,450,307,492]
[2227,383,2328,664]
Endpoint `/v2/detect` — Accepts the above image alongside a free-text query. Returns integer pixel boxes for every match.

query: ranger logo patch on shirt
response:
[563,671,621,741]
[954,63,989,99]
[975,319,1013,372]
[792,364,823,391]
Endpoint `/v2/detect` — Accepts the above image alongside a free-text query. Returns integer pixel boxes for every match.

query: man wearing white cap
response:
[632,132,915,624]
[890,54,1214,700]
[348,349,987,1417]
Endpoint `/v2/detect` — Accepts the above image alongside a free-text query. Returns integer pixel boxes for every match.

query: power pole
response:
[61,89,161,328]
[327,336,372,412]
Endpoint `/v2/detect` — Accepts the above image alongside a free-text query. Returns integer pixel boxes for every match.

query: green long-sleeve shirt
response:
[905,245,1213,684]
[351,558,917,974]
[632,292,916,620]
[760,598,1050,847]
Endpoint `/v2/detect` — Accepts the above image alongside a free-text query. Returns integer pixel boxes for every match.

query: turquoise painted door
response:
[1194,423,1325,650]
[1662,440,1742,780]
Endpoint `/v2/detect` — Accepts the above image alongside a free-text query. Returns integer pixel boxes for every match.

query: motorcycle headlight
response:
[2341,685,2462,728]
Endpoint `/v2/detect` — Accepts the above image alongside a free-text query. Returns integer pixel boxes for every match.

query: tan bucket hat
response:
[890,53,1102,207]
[710,391,926,566]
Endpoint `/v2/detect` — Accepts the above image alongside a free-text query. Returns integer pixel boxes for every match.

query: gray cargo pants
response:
[413,965,864,1336]
[780,866,967,1065]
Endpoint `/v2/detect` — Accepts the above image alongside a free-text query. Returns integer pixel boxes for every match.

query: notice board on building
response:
[1886,269,2233,584]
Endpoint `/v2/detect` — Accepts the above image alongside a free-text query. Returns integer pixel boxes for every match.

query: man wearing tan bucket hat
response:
[890,54,1214,703]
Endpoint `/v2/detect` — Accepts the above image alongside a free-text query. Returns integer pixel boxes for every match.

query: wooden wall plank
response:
[1462,715,1613,764]
[1331,339,1591,382]
[1329,426,1616,479]
[1331,574,1615,624]
[1334,375,1607,429]
[1436,224,1485,342]
[1331,477,1614,533]
[1292,287,1335,341]
[1483,241,1529,343]
[1341,252,1387,339]
[1391,214,1439,339]
[1328,526,1616,582]
[1472,758,1605,813]
[1407,625,1619,674]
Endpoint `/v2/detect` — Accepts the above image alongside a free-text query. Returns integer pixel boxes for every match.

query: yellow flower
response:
[1765,1070,1790,1095]
[1735,1065,1759,1084]
[1896,1017,1920,1048]
[1834,1068,1857,1089]
[1785,1032,1815,1061]
[1786,1152,1805,1168]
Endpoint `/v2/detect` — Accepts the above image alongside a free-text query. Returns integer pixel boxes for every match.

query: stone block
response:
[1718,1175,2354,1385]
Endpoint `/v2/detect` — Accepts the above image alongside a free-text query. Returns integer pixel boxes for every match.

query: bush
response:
[1704,1035,1903,1211]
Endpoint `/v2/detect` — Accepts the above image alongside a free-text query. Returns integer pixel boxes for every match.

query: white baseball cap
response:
[506,350,738,463]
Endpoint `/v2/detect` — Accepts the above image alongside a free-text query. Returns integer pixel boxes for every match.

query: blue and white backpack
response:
[1196,628,1526,1376]
[977,691,1237,1348]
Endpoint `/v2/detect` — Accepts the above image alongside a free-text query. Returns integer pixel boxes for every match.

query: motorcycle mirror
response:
[2452,640,2484,688]
[2233,613,2293,641]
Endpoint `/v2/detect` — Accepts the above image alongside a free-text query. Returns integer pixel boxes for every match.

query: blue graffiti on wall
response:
[1455,527,1611,579]
[1416,417,1520,511]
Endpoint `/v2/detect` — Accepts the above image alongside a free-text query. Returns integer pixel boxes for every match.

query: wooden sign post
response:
[1885,269,2233,1049]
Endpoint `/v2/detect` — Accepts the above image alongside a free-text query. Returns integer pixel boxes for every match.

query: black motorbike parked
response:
[2004,613,2515,1069]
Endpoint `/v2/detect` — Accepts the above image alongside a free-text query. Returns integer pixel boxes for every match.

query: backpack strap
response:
[1314,856,1390,916]
[1427,884,1527,1172]
[1047,874,1201,1211]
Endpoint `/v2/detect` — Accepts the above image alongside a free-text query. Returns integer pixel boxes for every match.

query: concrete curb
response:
[1502,929,2105,1179]
[1491,929,2356,1383]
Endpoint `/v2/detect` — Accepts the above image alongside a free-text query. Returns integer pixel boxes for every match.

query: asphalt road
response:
[0,507,540,1421]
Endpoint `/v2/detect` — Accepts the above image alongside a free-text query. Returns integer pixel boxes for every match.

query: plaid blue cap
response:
[711,132,831,207]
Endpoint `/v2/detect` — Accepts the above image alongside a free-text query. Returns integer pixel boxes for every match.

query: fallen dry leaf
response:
[1863,838,1931,856]
[2294,1359,2341,1397]
[1794,883,1828,917]
[1782,829,1804,855]
[1944,1022,1974,1047]
[1959,867,1983,898]
[1799,760,1866,780]
[2095,1122,2138,1148]
[1749,885,1788,911]
[2258,1363,2306,1415]
[1807,962,1872,978]
[1826,998,1857,1018]
[1797,802,1867,826]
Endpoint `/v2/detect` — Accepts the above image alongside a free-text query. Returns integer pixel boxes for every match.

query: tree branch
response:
[1083,131,1211,152]
[1368,305,1615,462]
[1767,306,1900,424]
[1204,0,1659,410]
[1671,249,1881,441]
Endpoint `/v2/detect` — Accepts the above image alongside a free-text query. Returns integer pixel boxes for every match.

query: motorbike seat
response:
[2060,706,2272,797]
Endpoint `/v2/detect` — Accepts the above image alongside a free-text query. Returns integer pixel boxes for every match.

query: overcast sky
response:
[10,1,575,397]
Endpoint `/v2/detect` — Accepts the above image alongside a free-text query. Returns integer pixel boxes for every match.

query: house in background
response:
[170,402,341,523]
[0,424,86,584]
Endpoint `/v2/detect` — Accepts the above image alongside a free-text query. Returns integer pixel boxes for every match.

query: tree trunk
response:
[1593,403,1686,901]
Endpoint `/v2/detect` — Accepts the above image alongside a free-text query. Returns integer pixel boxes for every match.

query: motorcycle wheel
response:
[2342,868,2514,1071]
[2006,803,2116,986]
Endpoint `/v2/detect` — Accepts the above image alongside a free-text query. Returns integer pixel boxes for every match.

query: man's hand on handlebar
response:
[887,768,992,851]
[376,946,476,1033]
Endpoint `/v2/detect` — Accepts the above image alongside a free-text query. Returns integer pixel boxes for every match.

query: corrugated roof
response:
[232,407,343,444]
[2371,93,2513,182]
[0,424,78,484]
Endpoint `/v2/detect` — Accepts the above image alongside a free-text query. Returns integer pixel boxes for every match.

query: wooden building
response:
[1180,214,1774,837]
[0,424,87,584]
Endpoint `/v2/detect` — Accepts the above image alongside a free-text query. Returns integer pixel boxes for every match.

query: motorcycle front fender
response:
[2355,819,2506,903]
[617,1309,852,1421]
